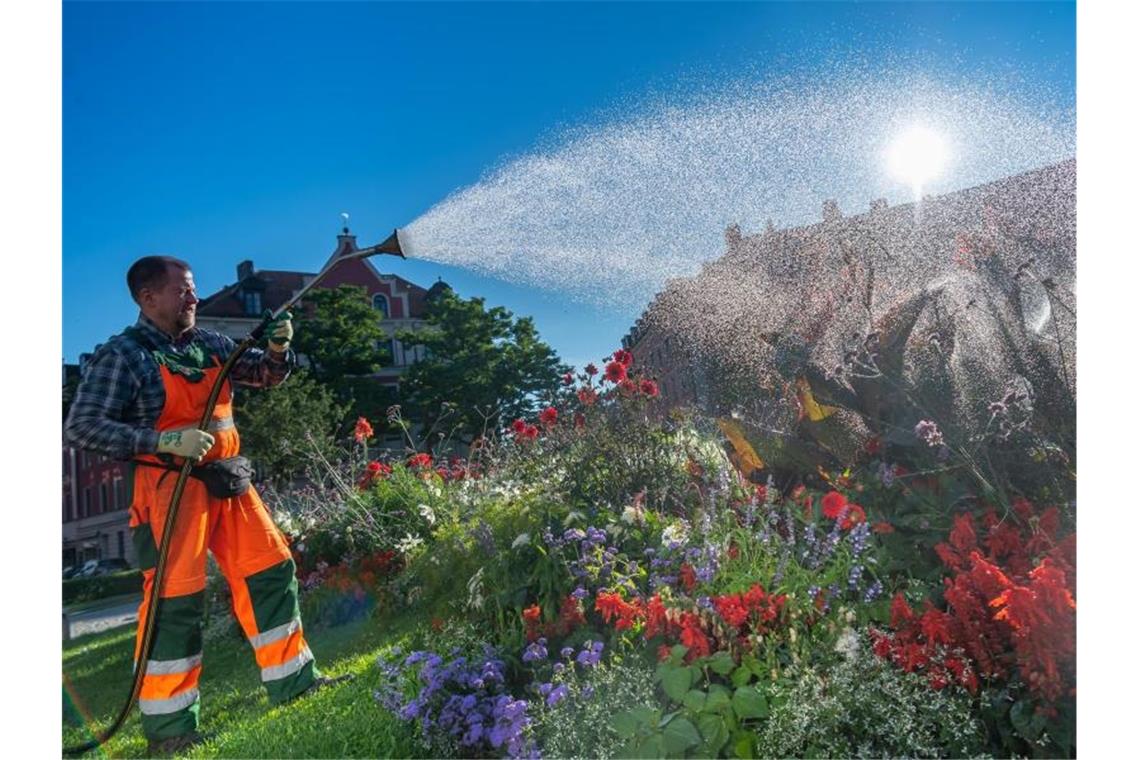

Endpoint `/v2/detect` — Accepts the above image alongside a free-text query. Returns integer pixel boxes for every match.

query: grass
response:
[65,592,143,616]
[62,612,430,758]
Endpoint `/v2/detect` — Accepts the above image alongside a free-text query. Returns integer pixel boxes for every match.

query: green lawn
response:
[62,614,429,758]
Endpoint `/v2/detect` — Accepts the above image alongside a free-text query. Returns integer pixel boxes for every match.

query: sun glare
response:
[886,125,949,198]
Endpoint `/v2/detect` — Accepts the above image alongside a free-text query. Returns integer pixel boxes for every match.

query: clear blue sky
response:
[63,1,1074,369]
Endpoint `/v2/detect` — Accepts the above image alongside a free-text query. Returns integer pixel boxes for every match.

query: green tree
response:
[397,290,567,445]
[233,370,349,486]
[292,285,390,384]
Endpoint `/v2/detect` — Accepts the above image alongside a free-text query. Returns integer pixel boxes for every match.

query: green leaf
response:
[707,651,736,676]
[730,665,754,688]
[637,734,666,759]
[612,706,659,738]
[740,653,765,678]
[662,666,694,703]
[661,717,702,755]
[731,686,769,720]
[698,713,730,757]
[733,731,757,759]
[705,684,732,713]
[1010,699,1044,740]
[682,689,707,712]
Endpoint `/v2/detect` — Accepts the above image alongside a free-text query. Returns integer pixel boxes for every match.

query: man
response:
[65,255,350,756]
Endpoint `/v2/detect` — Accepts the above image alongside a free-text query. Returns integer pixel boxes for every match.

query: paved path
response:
[64,596,141,639]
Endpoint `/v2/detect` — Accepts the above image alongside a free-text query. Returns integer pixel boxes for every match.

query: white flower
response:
[661,520,691,545]
[621,504,645,525]
[396,533,424,554]
[834,628,860,660]
[418,503,436,525]
[511,533,531,549]
[466,567,485,611]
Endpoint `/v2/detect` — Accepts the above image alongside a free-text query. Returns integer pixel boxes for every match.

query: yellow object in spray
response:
[717,418,766,478]
[796,376,840,422]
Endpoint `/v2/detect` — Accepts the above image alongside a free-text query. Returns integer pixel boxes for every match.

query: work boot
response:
[288,672,355,703]
[146,730,210,757]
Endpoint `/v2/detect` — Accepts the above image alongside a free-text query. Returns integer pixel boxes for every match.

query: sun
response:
[886,125,949,198]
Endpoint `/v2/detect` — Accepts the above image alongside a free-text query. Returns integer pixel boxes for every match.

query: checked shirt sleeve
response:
[64,344,160,459]
[212,332,295,389]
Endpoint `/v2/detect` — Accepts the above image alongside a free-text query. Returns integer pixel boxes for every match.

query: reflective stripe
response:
[249,617,302,650]
[260,645,314,683]
[144,654,203,676]
[208,416,234,432]
[139,688,200,715]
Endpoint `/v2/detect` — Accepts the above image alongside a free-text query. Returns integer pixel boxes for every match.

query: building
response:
[195,225,446,390]
[622,159,1077,423]
[62,227,447,571]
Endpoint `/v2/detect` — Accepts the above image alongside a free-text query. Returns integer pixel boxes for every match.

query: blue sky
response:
[63,1,1075,369]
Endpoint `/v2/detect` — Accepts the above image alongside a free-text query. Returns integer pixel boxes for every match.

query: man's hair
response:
[127,256,191,303]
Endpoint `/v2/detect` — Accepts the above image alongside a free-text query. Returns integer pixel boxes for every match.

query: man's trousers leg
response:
[208,486,317,703]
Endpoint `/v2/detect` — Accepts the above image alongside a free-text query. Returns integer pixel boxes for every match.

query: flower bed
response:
[264,347,1075,758]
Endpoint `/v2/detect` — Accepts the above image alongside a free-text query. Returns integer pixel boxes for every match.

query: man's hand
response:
[267,311,293,352]
[157,427,215,461]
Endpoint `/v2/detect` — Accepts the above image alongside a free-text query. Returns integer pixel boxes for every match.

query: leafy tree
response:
[397,290,567,445]
[292,285,391,384]
[233,370,349,486]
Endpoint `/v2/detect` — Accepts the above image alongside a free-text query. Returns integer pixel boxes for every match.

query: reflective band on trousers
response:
[208,416,235,432]
[248,617,302,650]
[261,645,314,683]
[143,653,203,676]
[139,688,200,715]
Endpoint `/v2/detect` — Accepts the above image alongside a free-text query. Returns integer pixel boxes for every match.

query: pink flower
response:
[539,407,558,426]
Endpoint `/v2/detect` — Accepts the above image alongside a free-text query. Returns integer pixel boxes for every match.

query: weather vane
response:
[341,211,350,233]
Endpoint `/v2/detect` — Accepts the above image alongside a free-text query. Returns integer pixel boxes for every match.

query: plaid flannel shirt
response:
[64,314,294,460]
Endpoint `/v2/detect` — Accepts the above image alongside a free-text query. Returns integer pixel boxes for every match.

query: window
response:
[117,531,126,559]
[82,487,91,519]
[113,477,125,510]
[99,483,109,515]
[242,290,262,316]
[372,294,389,319]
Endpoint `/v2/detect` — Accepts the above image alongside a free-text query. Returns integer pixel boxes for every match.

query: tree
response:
[233,370,349,486]
[397,290,567,446]
[292,285,390,384]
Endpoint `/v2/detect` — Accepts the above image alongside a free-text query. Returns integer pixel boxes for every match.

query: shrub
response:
[63,570,142,605]
[754,635,989,759]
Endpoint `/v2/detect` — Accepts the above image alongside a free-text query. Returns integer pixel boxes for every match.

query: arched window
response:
[372,293,389,319]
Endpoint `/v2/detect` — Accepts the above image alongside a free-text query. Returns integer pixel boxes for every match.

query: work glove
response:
[157,427,215,461]
[266,310,293,352]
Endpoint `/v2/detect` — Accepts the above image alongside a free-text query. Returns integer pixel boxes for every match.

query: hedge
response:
[63,570,143,606]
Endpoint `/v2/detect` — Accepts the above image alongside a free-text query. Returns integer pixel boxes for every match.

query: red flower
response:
[538,406,558,427]
[657,644,673,662]
[639,379,659,397]
[585,363,598,376]
[577,386,598,406]
[713,593,750,628]
[573,412,585,430]
[679,563,697,592]
[678,613,711,660]
[873,521,894,534]
[407,452,433,469]
[561,372,574,386]
[511,418,527,435]
[613,348,634,367]
[523,424,539,440]
[619,378,637,394]
[522,604,542,623]
[357,460,392,489]
[864,436,883,456]
[604,361,628,383]
[821,491,848,520]
[354,416,374,443]
[841,504,866,530]
[890,593,915,628]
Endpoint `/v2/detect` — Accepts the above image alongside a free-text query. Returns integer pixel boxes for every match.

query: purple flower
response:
[546,684,570,707]
[914,419,944,447]
[560,646,574,659]
[571,586,588,600]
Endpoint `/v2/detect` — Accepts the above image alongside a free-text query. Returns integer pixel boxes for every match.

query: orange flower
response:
[354,416,374,443]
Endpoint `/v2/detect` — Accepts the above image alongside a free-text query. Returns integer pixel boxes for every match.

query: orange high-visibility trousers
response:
[128,356,317,740]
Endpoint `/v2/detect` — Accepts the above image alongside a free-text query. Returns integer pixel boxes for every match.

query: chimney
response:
[725,223,742,251]
[237,260,254,282]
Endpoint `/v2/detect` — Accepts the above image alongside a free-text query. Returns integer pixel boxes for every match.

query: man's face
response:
[141,265,198,335]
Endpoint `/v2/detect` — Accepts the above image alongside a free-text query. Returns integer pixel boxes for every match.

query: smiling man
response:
[64,255,351,756]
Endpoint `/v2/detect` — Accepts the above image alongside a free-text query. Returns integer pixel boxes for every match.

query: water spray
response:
[64,230,406,756]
